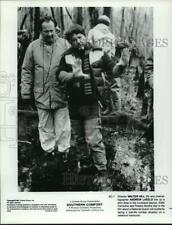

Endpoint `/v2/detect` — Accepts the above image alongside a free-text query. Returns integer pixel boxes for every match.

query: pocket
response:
[53,83,67,101]
[34,70,44,93]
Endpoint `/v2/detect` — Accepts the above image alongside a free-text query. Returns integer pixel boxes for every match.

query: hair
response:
[97,15,111,26]
[64,24,85,43]
[97,18,110,26]
[39,15,56,31]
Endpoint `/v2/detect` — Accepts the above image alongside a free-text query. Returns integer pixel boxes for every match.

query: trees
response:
[18,7,153,60]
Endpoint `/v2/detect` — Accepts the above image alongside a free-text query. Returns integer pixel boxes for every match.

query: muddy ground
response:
[18,68,154,192]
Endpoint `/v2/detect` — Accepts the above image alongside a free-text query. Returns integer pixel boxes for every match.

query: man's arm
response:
[58,56,89,83]
[58,56,74,82]
[102,48,130,78]
[21,43,34,100]
[113,48,130,76]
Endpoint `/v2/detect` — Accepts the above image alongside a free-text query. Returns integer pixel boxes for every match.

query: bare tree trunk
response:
[77,7,83,25]
[34,7,40,40]
[30,8,34,41]
[83,7,91,33]
[60,7,64,31]
[20,13,28,30]
[50,7,56,25]
[120,7,125,39]
[103,7,111,18]
[89,7,99,28]
[131,7,136,38]
[78,7,83,25]
[73,7,83,25]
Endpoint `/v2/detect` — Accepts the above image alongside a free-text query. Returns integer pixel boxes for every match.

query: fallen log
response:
[18,109,38,118]
[18,110,148,130]
[102,111,148,130]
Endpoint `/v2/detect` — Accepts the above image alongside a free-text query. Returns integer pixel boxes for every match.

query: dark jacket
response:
[58,47,124,106]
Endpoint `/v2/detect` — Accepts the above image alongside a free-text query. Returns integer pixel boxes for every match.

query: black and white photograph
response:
[17,6,154,192]
[1,1,172,224]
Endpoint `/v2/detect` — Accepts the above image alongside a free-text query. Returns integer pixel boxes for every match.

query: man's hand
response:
[72,58,89,79]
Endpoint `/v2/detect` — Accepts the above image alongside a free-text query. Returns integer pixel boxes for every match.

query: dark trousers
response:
[69,102,107,171]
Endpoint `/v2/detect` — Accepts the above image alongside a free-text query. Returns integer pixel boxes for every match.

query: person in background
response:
[57,24,128,188]
[88,15,115,57]
[21,16,71,161]
[88,15,123,114]
[18,29,31,108]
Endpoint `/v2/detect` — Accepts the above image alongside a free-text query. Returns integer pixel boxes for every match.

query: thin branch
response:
[20,12,28,30]
[50,7,56,24]
[65,7,73,21]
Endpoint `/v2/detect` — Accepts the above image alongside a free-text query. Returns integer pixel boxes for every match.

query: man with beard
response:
[21,16,71,161]
[57,24,128,188]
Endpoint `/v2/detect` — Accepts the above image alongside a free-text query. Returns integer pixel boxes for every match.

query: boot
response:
[57,149,69,163]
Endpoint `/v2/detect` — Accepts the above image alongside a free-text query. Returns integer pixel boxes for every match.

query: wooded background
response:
[18,7,154,192]
[18,7,153,59]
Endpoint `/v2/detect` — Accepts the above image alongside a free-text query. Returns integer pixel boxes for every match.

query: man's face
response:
[41,21,55,44]
[71,33,86,50]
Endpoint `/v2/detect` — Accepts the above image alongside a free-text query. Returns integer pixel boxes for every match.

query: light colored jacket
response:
[88,23,115,57]
[21,36,70,109]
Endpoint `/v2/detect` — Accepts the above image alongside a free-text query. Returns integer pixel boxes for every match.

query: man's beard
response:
[45,36,54,44]
[74,44,85,53]
[76,48,85,57]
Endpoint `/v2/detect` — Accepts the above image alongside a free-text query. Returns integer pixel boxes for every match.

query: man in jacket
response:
[58,24,128,186]
[21,16,71,160]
